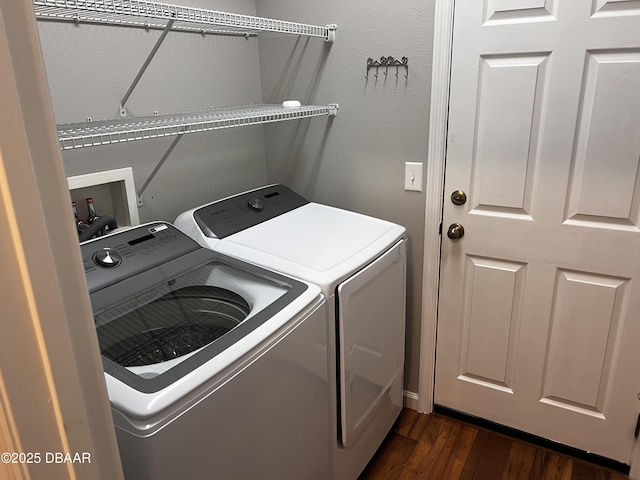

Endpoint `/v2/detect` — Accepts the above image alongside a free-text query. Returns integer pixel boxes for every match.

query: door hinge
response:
[439,222,442,235]
[635,413,640,439]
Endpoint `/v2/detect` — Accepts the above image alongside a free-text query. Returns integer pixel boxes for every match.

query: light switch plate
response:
[404,162,423,192]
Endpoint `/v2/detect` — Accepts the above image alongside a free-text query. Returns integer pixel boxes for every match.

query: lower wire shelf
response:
[57,103,338,150]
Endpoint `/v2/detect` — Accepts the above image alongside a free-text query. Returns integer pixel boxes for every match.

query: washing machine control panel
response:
[193,184,309,238]
[81,223,202,293]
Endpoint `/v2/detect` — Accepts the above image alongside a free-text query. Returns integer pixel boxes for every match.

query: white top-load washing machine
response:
[174,185,407,480]
[81,222,330,480]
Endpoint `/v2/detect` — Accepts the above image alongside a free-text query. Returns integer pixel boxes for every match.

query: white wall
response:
[256,0,435,393]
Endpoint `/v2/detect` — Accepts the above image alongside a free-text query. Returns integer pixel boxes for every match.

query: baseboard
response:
[403,390,420,411]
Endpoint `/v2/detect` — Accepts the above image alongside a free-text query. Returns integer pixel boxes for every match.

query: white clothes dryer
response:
[175,185,407,480]
[82,222,330,480]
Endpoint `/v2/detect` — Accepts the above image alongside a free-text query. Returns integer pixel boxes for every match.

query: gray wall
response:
[256,0,435,393]
[36,0,435,395]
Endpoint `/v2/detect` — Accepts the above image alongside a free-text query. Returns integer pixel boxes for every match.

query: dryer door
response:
[337,239,406,448]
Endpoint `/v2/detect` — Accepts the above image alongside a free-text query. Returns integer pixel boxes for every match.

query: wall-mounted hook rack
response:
[365,56,408,80]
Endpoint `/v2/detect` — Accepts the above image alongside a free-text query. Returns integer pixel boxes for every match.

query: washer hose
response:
[79,215,118,242]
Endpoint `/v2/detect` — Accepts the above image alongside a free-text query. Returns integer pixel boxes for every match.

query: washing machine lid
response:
[214,203,406,296]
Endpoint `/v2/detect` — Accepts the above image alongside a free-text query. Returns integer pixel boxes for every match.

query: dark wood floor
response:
[359,408,628,480]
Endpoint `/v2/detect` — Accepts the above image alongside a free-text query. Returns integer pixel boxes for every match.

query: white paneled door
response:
[435,0,640,463]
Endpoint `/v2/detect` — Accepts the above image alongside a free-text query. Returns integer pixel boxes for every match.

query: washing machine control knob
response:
[93,248,121,268]
[247,198,265,211]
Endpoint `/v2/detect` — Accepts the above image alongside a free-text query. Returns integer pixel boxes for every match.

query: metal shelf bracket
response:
[120,18,176,117]
[136,134,184,206]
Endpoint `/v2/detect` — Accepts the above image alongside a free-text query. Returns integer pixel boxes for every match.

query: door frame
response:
[418,0,640,474]
[418,0,454,415]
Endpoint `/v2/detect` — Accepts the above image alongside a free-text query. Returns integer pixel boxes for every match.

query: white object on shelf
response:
[57,104,338,150]
[67,167,140,228]
[33,0,337,42]
[282,100,302,108]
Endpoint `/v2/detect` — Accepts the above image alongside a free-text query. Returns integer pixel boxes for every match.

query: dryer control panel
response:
[193,184,309,239]
[81,222,201,293]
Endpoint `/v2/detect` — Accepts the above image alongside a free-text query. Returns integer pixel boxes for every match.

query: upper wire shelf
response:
[33,0,336,40]
[57,104,338,150]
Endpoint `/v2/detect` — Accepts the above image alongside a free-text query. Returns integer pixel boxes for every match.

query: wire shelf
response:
[33,0,336,40]
[57,104,337,150]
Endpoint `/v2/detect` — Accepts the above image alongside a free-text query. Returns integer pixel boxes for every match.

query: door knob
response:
[451,190,467,205]
[447,223,465,240]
